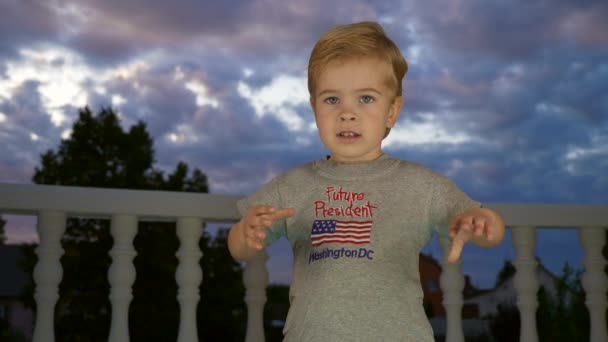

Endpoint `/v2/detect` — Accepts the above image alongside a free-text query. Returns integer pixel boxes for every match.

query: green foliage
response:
[0,322,29,342]
[486,262,590,342]
[33,107,155,189]
[20,106,244,341]
[495,259,516,287]
[0,216,6,244]
[488,303,520,342]
[536,263,589,342]
[265,284,290,342]
[197,229,246,341]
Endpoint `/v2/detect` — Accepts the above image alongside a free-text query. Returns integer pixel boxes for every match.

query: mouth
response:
[337,131,361,138]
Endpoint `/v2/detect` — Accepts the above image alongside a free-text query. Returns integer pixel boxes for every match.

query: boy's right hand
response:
[239,205,295,250]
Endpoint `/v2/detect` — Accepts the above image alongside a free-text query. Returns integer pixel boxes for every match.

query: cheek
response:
[315,116,333,134]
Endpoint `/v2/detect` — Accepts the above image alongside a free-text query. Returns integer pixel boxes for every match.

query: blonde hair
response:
[308,21,408,98]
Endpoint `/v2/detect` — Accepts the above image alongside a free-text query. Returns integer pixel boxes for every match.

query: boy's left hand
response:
[446,207,504,264]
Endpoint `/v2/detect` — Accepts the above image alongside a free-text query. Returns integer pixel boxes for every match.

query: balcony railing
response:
[0,183,607,342]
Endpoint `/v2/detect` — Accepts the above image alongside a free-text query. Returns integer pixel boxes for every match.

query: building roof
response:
[0,245,29,297]
[419,252,483,297]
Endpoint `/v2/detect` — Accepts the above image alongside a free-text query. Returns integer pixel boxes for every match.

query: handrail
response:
[0,183,241,222]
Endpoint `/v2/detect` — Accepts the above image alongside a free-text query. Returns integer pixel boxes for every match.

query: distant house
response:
[419,253,480,318]
[463,262,564,317]
[0,245,33,340]
[418,253,489,339]
[426,258,568,339]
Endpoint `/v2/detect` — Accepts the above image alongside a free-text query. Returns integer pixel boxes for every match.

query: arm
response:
[446,206,505,263]
[227,205,294,261]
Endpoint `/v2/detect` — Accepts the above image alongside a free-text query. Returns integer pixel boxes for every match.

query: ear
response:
[386,96,403,128]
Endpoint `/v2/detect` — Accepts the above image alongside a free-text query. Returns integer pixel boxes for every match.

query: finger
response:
[253,207,295,236]
[447,236,465,264]
[486,226,494,241]
[257,208,295,229]
[259,218,273,228]
[249,215,269,228]
[269,207,296,221]
[252,239,265,250]
[460,216,474,230]
[255,228,266,239]
[245,225,262,239]
[473,217,486,236]
[448,217,461,238]
[252,205,276,216]
[246,230,266,249]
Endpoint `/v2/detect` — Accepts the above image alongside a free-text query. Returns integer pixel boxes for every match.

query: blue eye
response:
[324,96,339,104]
[360,95,375,103]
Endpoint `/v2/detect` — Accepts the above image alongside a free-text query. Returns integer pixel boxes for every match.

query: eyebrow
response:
[356,88,382,95]
[317,88,382,97]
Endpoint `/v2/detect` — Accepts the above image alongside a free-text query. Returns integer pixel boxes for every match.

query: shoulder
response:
[386,158,459,194]
[391,158,446,180]
[271,160,319,188]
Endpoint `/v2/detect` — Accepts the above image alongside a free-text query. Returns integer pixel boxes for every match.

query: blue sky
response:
[0,0,606,288]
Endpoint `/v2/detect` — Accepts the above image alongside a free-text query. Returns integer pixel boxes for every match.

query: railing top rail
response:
[486,203,608,227]
[1,183,607,226]
[0,183,240,222]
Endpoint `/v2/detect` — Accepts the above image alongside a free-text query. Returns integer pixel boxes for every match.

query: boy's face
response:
[311,57,402,163]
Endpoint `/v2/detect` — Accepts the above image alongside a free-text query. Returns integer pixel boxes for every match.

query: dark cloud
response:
[1,0,605,202]
[1,0,606,286]
[0,1,61,58]
[67,30,147,66]
[0,81,64,182]
[406,0,608,60]
[28,0,376,65]
[153,96,322,195]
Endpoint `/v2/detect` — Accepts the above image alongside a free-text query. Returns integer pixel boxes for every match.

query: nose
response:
[339,110,356,121]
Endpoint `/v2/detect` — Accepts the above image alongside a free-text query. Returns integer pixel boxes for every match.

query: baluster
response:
[439,236,465,342]
[512,226,539,342]
[176,217,203,342]
[244,250,269,342]
[33,211,66,342]
[579,226,608,342]
[108,215,138,342]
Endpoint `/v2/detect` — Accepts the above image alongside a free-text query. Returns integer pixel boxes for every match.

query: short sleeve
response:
[430,174,481,239]
[236,176,287,245]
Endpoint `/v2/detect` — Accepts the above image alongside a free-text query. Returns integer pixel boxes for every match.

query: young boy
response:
[228,21,505,341]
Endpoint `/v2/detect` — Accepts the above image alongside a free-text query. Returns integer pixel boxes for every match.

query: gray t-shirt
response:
[237,154,480,341]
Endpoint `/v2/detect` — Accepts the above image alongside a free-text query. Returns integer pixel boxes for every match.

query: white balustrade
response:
[176,217,204,342]
[439,236,465,342]
[511,226,539,342]
[243,250,269,342]
[1,184,607,342]
[108,214,138,342]
[32,211,66,342]
[579,226,608,342]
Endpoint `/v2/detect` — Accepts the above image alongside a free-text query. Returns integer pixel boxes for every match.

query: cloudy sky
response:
[1,0,607,287]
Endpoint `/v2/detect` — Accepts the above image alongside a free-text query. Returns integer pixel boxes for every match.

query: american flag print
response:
[310,220,372,247]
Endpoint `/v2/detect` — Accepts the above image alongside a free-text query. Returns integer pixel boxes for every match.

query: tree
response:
[22,107,246,341]
[264,284,290,342]
[197,228,247,341]
[536,263,589,342]
[486,261,590,342]
[495,259,516,286]
[0,216,6,244]
[488,303,520,342]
